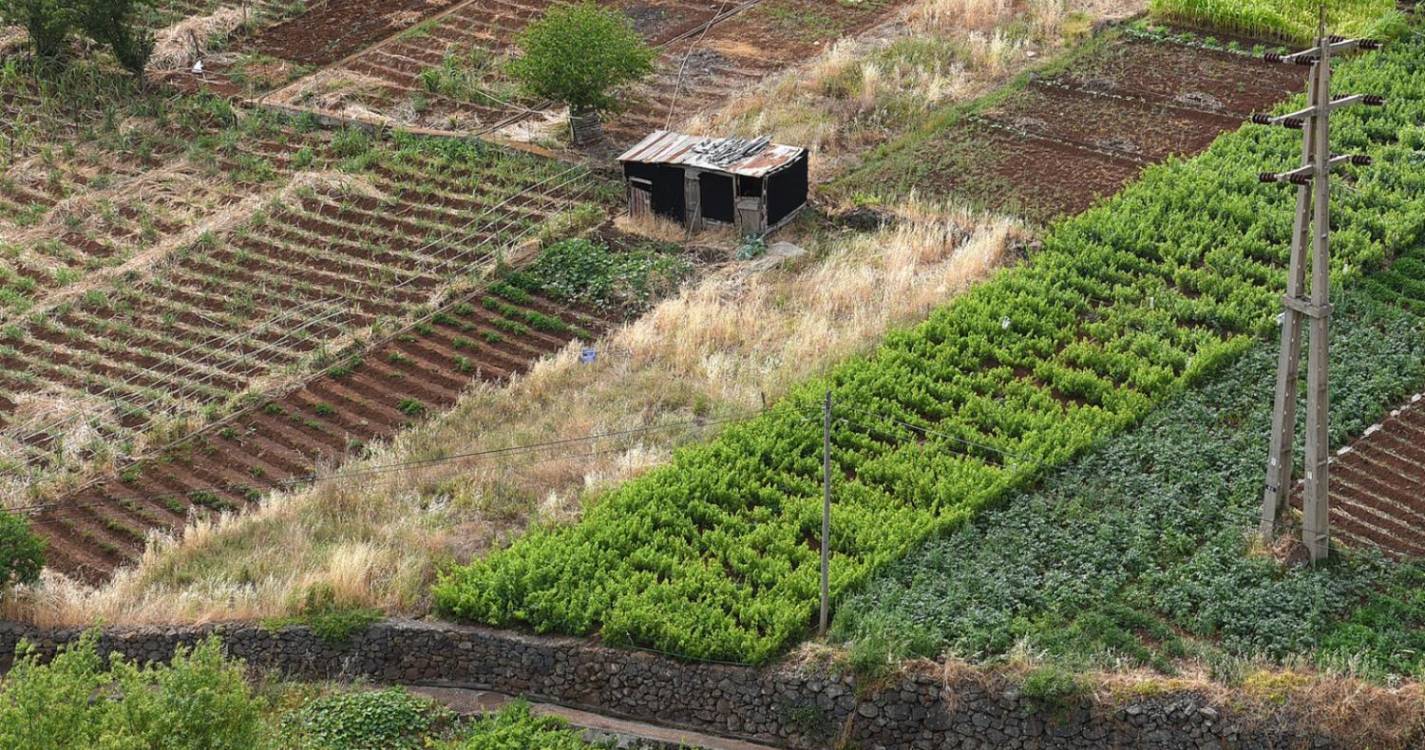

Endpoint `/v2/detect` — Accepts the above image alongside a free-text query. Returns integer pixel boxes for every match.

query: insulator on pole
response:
[1250,114,1273,125]
[1263,52,1285,63]
[1358,39,1382,50]
[1295,56,1318,65]
[1363,95,1386,106]
[1282,117,1305,130]
[1259,172,1280,183]
[1327,35,1347,43]
[1350,154,1373,166]
[1288,173,1313,185]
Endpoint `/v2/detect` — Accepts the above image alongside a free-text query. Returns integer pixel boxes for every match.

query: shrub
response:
[520,238,691,315]
[438,701,591,750]
[0,511,44,594]
[78,0,154,79]
[279,687,453,750]
[0,632,265,750]
[1020,666,1086,710]
[507,2,655,116]
[268,582,382,645]
[0,0,74,60]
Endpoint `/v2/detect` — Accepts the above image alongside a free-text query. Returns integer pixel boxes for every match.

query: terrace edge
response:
[0,618,1345,749]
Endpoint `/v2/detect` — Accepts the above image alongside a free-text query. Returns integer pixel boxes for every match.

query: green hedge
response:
[434,33,1425,664]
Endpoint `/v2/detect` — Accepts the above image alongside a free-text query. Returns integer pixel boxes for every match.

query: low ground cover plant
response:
[833,288,1425,681]
[434,32,1425,664]
[279,687,454,750]
[511,237,692,317]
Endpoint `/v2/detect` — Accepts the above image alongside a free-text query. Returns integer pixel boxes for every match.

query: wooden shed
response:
[617,130,809,236]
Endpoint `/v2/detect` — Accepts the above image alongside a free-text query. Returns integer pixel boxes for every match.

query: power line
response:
[663,0,736,131]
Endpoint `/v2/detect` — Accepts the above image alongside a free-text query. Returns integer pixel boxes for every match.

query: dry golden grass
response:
[4,199,1019,625]
[149,8,246,72]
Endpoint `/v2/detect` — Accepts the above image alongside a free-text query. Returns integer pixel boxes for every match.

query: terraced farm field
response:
[32,274,622,581]
[0,83,609,499]
[1294,394,1425,559]
[602,0,911,145]
[839,31,1305,220]
[259,0,910,143]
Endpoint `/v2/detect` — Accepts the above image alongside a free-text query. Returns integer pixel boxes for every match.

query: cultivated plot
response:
[840,32,1304,221]
[254,0,911,146]
[32,272,622,581]
[1295,394,1425,559]
[0,106,607,501]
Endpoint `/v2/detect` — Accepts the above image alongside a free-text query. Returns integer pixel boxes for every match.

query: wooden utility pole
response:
[1255,20,1384,562]
[819,389,832,636]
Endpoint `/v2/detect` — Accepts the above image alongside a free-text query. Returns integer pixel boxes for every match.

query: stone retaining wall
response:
[0,618,1332,749]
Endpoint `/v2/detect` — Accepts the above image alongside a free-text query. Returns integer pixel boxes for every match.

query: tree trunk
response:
[569,108,604,147]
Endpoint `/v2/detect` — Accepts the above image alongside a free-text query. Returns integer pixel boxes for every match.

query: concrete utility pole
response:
[819,389,832,637]
[1255,17,1384,562]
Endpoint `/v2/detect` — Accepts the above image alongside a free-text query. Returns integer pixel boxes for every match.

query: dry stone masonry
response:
[0,619,1335,749]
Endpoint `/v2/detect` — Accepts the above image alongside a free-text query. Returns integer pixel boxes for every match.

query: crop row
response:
[433,34,1425,663]
[268,0,569,132]
[33,272,618,580]
[0,89,331,320]
[0,132,604,478]
[832,276,1425,675]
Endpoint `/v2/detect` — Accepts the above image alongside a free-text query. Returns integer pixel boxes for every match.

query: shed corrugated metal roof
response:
[617,130,805,178]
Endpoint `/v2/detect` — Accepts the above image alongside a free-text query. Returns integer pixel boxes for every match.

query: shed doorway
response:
[629,178,653,220]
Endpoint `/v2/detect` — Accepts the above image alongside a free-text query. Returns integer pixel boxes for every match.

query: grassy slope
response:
[833,285,1425,681]
[434,29,1425,663]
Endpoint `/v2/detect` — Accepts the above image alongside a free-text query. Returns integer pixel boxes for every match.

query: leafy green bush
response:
[507,2,654,116]
[1020,666,1086,709]
[0,510,44,593]
[436,702,594,750]
[0,0,74,59]
[832,290,1425,679]
[0,632,266,750]
[434,29,1425,664]
[280,688,453,750]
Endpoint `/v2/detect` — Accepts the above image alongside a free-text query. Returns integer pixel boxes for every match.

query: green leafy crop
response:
[435,30,1425,664]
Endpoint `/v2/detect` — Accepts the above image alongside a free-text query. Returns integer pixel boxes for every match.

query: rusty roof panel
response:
[617,130,805,178]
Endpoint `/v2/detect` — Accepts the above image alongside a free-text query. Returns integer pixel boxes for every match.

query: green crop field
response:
[1150,0,1407,43]
[833,287,1425,680]
[433,33,1425,664]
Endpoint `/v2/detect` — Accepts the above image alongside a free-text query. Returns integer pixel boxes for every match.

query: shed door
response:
[629,178,652,219]
[736,197,764,236]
